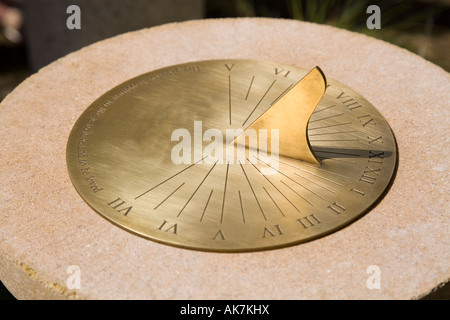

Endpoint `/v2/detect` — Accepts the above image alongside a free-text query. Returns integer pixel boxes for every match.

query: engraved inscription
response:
[78,163,103,193]
[146,66,200,82]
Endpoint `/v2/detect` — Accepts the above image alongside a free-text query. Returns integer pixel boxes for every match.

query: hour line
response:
[309,113,344,123]
[200,189,214,222]
[134,156,208,200]
[280,180,314,207]
[244,76,255,100]
[238,190,245,223]
[177,161,217,217]
[269,83,294,106]
[307,157,353,180]
[317,156,359,165]
[242,79,277,126]
[308,122,352,131]
[277,159,345,186]
[263,187,285,217]
[309,139,359,142]
[292,172,336,194]
[314,150,361,157]
[309,130,357,136]
[313,104,336,114]
[270,154,353,180]
[228,75,232,125]
[221,163,230,224]
[239,162,267,221]
[154,182,185,210]
[256,156,326,200]
[248,160,300,212]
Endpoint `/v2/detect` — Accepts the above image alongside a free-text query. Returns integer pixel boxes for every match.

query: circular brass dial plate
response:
[66,59,397,252]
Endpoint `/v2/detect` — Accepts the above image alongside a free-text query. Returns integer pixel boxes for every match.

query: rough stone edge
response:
[0,17,448,300]
[0,249,85,300]
[418,278,450,300]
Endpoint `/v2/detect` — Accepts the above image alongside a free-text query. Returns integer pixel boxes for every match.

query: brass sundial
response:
[66,59,397,252]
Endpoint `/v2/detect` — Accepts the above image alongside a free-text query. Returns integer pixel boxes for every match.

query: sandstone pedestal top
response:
[0,18,448,299]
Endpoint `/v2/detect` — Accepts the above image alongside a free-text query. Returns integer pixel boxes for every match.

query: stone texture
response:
[0,18,448,299]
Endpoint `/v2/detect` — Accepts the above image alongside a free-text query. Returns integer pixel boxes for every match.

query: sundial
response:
[0,19,447,299]
[66,59,397,252]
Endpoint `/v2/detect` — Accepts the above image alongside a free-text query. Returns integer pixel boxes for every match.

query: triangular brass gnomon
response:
[236,67,326,165]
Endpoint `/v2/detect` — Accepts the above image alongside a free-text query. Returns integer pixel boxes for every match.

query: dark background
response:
[0,0,448,300]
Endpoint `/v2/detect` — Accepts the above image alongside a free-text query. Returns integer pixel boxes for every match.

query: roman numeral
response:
[224,63,235,71]
[336,92,362,110]
[368,135,383,144]
[360,174,377,184]
[369,150,385,162]
[297,214,322,229]
[359,166,381,184]
[274,68,291,77]
[262,225,283,238]
[343,100,362,110]
[328,202,346,214]
[350,188,365,196]
[364,166,381,176]
[369,151,384,158]
[336,91,347,99]
[212,229,226,240]
[107,197,133,216]
[157,220,178,234]
[357,114,375,127]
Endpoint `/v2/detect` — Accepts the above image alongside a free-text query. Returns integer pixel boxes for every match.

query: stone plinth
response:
[0,18,448,299]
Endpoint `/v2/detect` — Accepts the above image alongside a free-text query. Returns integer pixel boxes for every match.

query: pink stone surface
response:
[0,18,448,299]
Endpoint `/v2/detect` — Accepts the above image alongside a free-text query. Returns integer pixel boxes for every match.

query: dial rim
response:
[66,59,398,252]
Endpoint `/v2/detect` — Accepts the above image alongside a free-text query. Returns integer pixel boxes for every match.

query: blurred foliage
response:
[206,0,448,31]
[0,0,448,103]
[206,0,450,71]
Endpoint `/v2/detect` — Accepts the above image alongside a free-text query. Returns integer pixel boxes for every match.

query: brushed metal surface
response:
[66,59,397,252]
